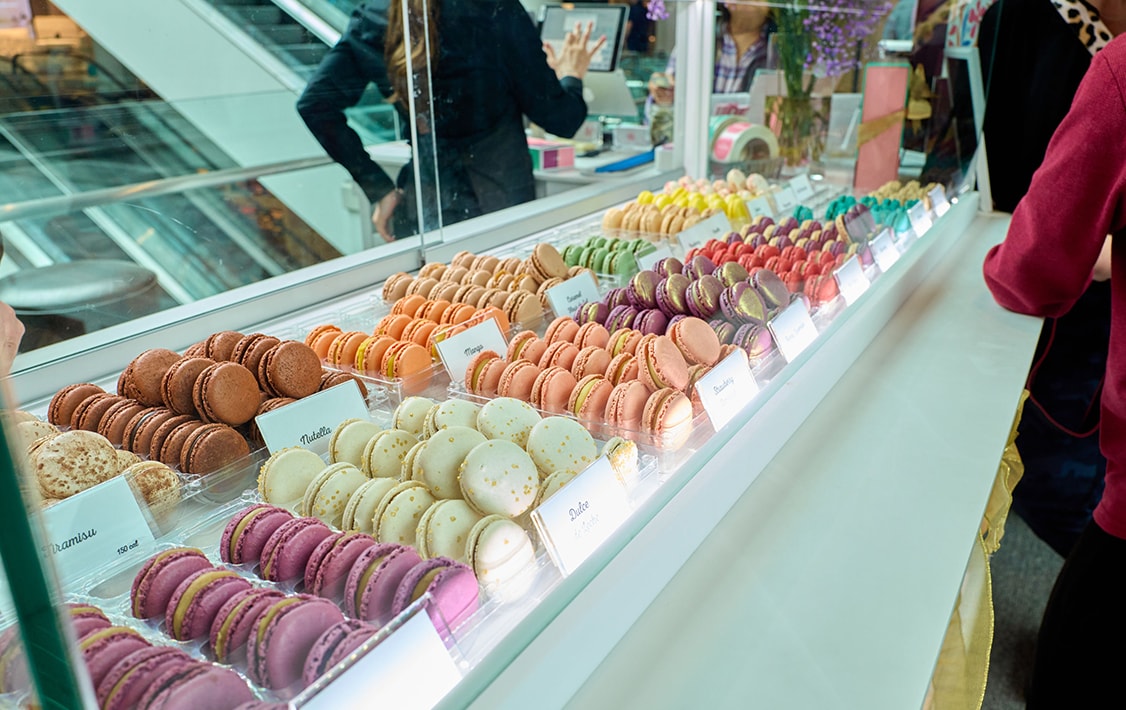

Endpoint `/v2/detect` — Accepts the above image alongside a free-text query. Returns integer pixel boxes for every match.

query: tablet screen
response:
[540,4,627,73]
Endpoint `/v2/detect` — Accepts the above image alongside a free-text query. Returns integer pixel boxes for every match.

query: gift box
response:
[527,138,575,171]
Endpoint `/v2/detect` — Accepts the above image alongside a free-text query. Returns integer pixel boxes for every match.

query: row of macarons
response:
[130,532,475,693]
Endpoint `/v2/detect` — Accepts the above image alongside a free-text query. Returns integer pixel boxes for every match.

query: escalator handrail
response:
[9,48,133,95]
[0,155,332,223]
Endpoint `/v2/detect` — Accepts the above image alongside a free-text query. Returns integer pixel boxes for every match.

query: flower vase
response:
[768,93,827,176]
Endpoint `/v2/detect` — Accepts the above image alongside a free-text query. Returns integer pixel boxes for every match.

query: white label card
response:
[256,381,370,455]
[434,317,508,384]
[773,185,799,214]
[789,174,816,201]
[695,349,759,431]
[928,185,950,217]
[42,476,155,585]
[637,244,674,271]
[297,605,461,710]
[908,201,933,236]
[531,456,631,576]
[768,298,819,363]
[745,196,773,220]
[676,212,731,254]
[545,271,600,319]
[870,229,900,273]
[833,255,870,306]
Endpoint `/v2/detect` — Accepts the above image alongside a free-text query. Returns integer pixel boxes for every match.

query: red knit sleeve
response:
[983,48,1126,317]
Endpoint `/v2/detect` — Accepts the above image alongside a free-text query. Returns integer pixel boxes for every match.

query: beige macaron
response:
[258,446,326,508]
[415,499,483,563]
[418,426,487,499]
[342,477,398,533]
[328,418,382,467]
[374,480,436,545]
[361,429,416,479]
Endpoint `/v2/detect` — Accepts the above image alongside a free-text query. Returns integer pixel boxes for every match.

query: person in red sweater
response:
[983,33,1126,708]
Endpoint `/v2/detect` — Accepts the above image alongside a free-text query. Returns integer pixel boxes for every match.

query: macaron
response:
[415,499,483,563]
[417,426,487,499]
[71,393,125,432]
[157,420,205,467]
[96,646,192,710]
[209,587,286,665]
[392,558,479,635]
[536,470,576,507]
[497,359,540,400]
[79,627,152,691]
[424,399,481,435]
[179,423,251,476]
[302,619,378,688]
[525,416,598,477]
[642,387,694,437]
[381,341,432,381]
[304,531,378,600]
[602,436,641,487]
[302,463,368,528]
[544,316,580,345]
[538,341,580,372]
[344,543,423,621]
[203,331,245,361]
[573,321,610,350]
[458,439,540,517]
[506,330,548,365]
[361,428,416,479]
[568,374,613,420]
[354,335,396,374]
[391,396,435,437]
[571,345,612,380]
[668,316,722,366]
[160,357,215,416]
[247,595,344,690]
[328,418,382,467]
[466,515,537,601]
[258,447,326,508]
[637,335,690,392]
[125,349,183,406]
[259,517,334,582]
[341,477,399,533]
[164,568,253,641]
[96,399,146,447]
[220,504,295,564]
[374,481,437,545]
[465,350,505,395]
[233,333,281,377]
[258,340,321,398]
[503,290,544,327]
[47,383,104,426]
[67,603,112,639]
[306,325,342,360]
[531,366,577,413]
[131,547,213,619]
[474,397,541,448]
[608,328,643,356]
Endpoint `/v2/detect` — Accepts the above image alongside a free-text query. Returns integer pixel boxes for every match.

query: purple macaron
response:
[634,309,669,336]
[605,287,632,309]
[80,627,152,691]
[392,557,479,636]
[96,646,192,710]
[686,275,723,320]
[752,269,791,310]
[344,543,422,624]
[135,661,255,710]
[164,568,253,641]
[605,305,639,332]
[652,256,683,278]
[734,323,775,359]
[301,619,378,688]
[304,532,377,601]
[131,548,213,619]
[258,517,334,582]
[686,255,717,280]
[655,274,690,317]
[247,595,344,691]
[576,301,609,325]
[220,504,294,565]
[627,270,660,310]
[209,587,286,664]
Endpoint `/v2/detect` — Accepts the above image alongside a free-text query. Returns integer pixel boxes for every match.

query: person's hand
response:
[543,21,607,81]
[0,302,24,377]
[1093,234,1113,281]
[372,189,401,243]
[648,72,674,107]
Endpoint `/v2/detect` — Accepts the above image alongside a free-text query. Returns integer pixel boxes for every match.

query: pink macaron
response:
[304,532,378,601]
[135,661,255,710]
[220,504,295,565]
[80,627,152,691]
[131,548,213,619]
[247,595,344,691]
[301,618,378,688]
[343,543,422,623]
[96,646,192,710]
[258,517,334,582]
[164,568,253,641]
[392,557,479,635]
[209,587,286,665]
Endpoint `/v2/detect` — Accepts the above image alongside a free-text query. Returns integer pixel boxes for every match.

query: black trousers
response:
[1028,521,1126,708]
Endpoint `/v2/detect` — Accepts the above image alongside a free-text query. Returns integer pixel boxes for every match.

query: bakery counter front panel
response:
[0,174,975,709]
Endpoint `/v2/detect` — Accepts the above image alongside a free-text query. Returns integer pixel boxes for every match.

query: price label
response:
[928,185,950,218]
[833,255,870,306]
[745,196,773,220]
[296,603,461,710]
[434,317,508,384]
[42,476,155,585]
[676,212,732,254]
[637,244,674,271]
[768,298,819,363]
[908,201,933,236]
[545,271,601,319]
[695,349,758,431]
[870,229,901,273]
[531,456,631,576]
[256,380,370,455]
[773,185,799,214]
[789,174,816,201]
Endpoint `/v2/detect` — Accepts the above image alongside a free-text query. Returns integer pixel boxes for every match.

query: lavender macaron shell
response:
[628,270,660,310]
[343,543,422,622]
[221,505,294,565]
[131,550,213,619]
[167,571,253,641]
[687,276,723,320]
[251,596,344,691]
[302,531,345,591]
[326,625,379,669]
[97,647,192,710]
[301,619,375,687]
[259,518,333,582]
[83,632,152,690]
[137,662,255,710]
[734,324,775,358]
[752,269,791,309]
[209,588,285,664]
[635,309,669,336]
[392,557,480,635]
[310,533,378,600]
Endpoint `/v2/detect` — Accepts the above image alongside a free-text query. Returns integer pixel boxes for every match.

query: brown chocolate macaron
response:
[258,341,320,399]
[204,331,245,362]
[71,393,125,432]
[232,333,281,382]
[147,414,197,461]
[192,363,260,426]
[158,420,205,466]
[128,408,179,456]
[318,371,369,399]
[183,341,208,358]
[179,423,250,475]
[126,349,182,406]
[160,357,216,416]
[246,397,296,447]
[47,383,104,427]
[97,399,146,447]
[121,406,164,452]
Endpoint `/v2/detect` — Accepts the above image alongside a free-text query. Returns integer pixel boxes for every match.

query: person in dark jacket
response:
[297,0,604,240]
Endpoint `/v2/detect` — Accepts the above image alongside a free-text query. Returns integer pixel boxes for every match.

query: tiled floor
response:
[982,514,1064,710]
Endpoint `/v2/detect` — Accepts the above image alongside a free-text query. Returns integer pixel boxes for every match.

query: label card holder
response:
[434,317,508,384]
[531,456,631,576]
[773,185,799,214]
[544,271,600,320]
[833,255,870,306]
[928,185,950,218]
[908,201,933,236]
[745,196,773,220]
[870,229,900,273]
[296,602,461,710]
[42,476,156,585]
[695,349,759,431]
[676,212,732,254]
[256,380,371,455]
[789,174,816,201]
[768,298,819,363]
[637,245,674,271]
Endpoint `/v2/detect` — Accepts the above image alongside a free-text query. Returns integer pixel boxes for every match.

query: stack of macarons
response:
[600,198,711,242]
[218,505,480,638]
[305,305,511,385]
[463,316,719,441]
[560,234,656,278]
[380,244,597,323]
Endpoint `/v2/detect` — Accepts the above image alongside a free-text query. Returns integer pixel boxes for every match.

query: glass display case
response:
[0,0,1014,707]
